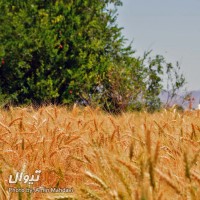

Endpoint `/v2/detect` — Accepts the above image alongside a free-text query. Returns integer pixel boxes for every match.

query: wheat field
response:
[0,105,200,200]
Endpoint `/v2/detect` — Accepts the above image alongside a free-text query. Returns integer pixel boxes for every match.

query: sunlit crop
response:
[0,105,200,199]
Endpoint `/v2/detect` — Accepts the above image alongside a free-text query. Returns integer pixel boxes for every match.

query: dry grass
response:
[0,105,200,199]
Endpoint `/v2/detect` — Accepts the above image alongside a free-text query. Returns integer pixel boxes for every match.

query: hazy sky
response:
[117,0,200,90]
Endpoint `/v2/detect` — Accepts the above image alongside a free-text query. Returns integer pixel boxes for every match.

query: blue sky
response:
[117,0,200,90]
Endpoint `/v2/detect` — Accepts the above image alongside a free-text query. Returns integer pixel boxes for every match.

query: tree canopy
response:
[0,0,186,112]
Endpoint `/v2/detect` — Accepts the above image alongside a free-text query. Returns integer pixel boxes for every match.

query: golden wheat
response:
[0,106,200,199]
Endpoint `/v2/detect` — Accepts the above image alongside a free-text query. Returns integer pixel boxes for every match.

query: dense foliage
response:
[0,0,186,112]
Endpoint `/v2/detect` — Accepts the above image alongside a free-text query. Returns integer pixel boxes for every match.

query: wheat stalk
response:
[155,168,182,195]
[0,121,11,133]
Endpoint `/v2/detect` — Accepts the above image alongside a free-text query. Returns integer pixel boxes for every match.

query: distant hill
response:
[159,90,200,110]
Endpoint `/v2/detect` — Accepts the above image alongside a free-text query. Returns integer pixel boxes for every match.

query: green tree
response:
[164,61,186,107]
[0,0,186,112]
[0,0,130,105]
